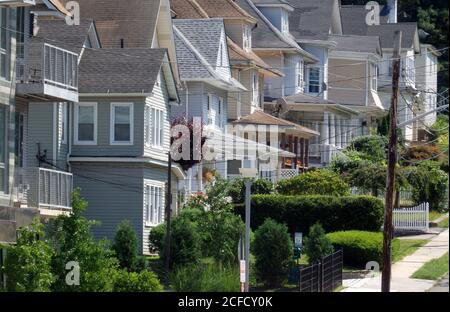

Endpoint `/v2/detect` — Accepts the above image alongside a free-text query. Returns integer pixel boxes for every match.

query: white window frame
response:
[74,102,97,145]
[145,106,151,147]
[296,60,304,92]
[281,10,289,33]
[307,67,321,94]
[144,182,165,227]
[61,103,67,144]
[110,102,134,145]
[151,107,164,148]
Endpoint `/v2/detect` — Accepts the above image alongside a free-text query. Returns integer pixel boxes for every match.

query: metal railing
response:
[16,167,73,211]
[17,43,78,92]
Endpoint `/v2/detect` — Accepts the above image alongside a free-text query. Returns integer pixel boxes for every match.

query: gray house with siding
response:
[70,47,183,255]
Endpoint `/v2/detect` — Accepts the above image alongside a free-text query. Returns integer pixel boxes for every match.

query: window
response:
[370,63,378,90]
[207,94,223,127]
[252,73,259,106]
[16,8,25,59]
[110,103,133,145]
[308,67,321,94]
[281,10,289,33]
[75,103,97,145]
[296,60,304,91]
[61,103,67,144]
[0,8,8,80]
[145,184,164,226]
[151,107,164,147]
[243,25,252,51]
[0,107,5,193]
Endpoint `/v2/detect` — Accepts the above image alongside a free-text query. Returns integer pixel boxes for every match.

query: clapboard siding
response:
[72,162,145,252]
[27,102,54,168]
[144,71,171,162]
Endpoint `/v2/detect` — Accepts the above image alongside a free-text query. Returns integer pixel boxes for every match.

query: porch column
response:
[321,111,329,145]
[343,119,349,147]
[300,138,305,171]
[329,113,336,147]
[294,137,299,169]
[336,117,342,148]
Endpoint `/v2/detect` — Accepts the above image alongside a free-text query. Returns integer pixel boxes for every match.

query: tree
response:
[113,220,138,272]
[47,189,119,292]
[303,223,334,265]
[253,219,293,288]
[229,178,274,204]
[1,220,54,292]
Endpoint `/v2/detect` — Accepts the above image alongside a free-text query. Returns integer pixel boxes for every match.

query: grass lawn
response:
[438,218,449,228]
[429,211,446,222]
[411,252,449,280]
[393,239,428,263]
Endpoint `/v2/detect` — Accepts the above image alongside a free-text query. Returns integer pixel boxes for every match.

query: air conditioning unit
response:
[0,0,35,7]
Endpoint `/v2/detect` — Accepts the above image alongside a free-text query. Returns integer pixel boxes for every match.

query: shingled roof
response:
[340,5,389,36]
[60,0,160,48]
[78,48,167,94]
[288,0,338,41]
[33,18,97,54]
[329,34,382,55]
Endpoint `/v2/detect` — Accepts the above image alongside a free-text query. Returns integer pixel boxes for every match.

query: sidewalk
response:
[343,229,449,292]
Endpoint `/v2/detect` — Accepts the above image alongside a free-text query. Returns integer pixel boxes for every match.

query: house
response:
[1,0,76,246]
[170,18,247,192]
[341,2,433,143]
[171,0,318,181]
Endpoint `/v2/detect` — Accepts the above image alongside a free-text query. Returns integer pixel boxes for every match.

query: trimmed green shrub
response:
[229,178,274,204]
[169,264,239,292]
[253,219,293,288]
[237,195,384,234]
[304,223,334,264]
[148,223,166,254]
[164,213,202,269]
[113,220,138,271]
[1,221,55,292]
[113,269,163,292]
[348,135,388,163]
[276,169,350,196]
[326,231,400,268]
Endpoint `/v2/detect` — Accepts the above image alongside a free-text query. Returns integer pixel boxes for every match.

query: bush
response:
[253,219,293,288]
[402,145,442,162]
[113,269,163,292]
[403,161,449,211]
[229,178,274,204]
[162,212,202,269]
[327,231,400,268]
[304,223,334,264]
[347,135,388,163]
[1,221,55,292]
[276,169,350,196]
[170,264,239,292]
[47,189,119,292]
[113,220,138,271]
[148,223,166,254]
[238,195,384,234]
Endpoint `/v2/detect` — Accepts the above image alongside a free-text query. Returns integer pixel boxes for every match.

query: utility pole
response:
[164,152,173,271]
[382,30,402,293]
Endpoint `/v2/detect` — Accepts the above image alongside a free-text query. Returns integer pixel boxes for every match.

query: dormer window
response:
[243,24,252,51]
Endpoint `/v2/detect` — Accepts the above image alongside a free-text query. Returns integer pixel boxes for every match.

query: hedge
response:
[235,195,384,234]
[327,231,400,268]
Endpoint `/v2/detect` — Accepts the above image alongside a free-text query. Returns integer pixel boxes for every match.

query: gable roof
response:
[78,48,177,99]
[235,0,316,61]
[252,0,294,11]
[170,0,209,19]
[59,0,161,48]
[34,18,98,54]
[288,0,337,41]
[340,6,420,52]
[329,34,382,55]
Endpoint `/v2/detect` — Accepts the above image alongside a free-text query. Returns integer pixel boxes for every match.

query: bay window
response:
[151,107,164,147]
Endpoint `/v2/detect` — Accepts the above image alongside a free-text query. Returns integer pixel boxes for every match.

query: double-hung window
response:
[61,103,67,144]
[0,107,6,193]
[110,103,133,145]
[370,63,378,91]
[308,67,321,94]
[297,60,304,92]
[145,184,164,226]
[0,8,8,80]
[151,107,164,147]
[75,103,97,145]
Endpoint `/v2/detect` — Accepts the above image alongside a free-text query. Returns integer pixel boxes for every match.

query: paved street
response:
[343,229,449,292]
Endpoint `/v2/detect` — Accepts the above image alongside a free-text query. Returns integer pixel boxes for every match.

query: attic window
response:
[281,10,289,33]
[243,24,252,51]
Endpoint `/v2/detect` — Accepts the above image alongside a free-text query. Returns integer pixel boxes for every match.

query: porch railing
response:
[16,167,73,211]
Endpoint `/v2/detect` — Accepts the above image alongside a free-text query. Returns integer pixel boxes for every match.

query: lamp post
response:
[239,167,258,292]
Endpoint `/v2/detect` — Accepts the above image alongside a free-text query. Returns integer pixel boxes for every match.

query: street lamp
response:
[239,167,258,292]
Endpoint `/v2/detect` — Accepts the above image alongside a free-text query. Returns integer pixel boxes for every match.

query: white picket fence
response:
[393,202,429,232]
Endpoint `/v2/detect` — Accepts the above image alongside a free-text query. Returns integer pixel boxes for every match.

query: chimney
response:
[387,0,398,23]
